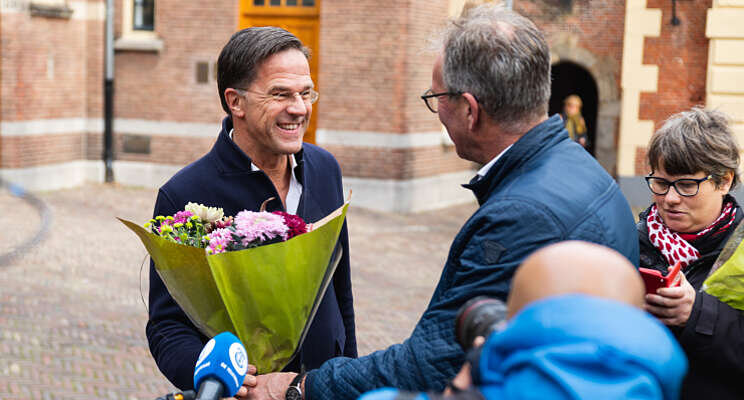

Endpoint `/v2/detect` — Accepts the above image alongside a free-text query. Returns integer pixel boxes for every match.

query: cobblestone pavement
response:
[0,183,477,400]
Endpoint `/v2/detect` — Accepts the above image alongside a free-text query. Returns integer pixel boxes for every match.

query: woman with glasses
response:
[637,107,744,399]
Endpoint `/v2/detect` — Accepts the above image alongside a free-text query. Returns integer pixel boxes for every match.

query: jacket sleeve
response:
[676,290,744,373]
[145,189,208,390]
[334,221,357,358]
[305,201,565,400]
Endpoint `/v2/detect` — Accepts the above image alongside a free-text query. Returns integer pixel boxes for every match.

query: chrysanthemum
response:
[185,202,224,223]
[272,211,308,239]
[173,210,194,224]
[233,211,289,246]
[206,228,234,255]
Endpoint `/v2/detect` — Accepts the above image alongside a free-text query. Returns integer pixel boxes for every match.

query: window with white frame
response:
[133,0,154,31]
[115,0,162,51]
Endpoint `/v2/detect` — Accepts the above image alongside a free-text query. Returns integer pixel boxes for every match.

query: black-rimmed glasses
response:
[234,88,319,105]
[645,175,713,197]
[420,89,461,113]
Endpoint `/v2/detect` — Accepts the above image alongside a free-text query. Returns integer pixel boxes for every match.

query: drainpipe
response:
[103,0,114,182]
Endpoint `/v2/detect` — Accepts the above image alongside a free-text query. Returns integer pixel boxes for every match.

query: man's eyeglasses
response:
[235,88,319,105]
[644,175,713,197]
[420,89,460,113]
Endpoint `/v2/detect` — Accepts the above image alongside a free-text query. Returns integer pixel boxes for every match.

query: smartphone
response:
[639,261,682,294]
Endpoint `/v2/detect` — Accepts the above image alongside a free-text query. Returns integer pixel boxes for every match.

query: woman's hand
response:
[644,269,696,326]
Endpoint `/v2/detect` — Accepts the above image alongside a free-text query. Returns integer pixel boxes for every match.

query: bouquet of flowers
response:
[120,199,349,372]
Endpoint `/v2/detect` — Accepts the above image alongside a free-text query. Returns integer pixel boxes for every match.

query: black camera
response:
[454,296,508,351]
[154,390,195,400]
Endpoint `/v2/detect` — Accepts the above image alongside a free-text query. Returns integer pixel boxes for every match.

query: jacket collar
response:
[463,114,567,205]
[209,116,305,184]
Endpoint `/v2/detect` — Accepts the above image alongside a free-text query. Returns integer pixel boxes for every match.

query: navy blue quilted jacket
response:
[305,115,639,399]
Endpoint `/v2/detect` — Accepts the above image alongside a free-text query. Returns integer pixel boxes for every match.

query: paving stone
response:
[0,183,477,399]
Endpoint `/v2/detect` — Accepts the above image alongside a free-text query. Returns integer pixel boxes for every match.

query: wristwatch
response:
[285,372,306,400]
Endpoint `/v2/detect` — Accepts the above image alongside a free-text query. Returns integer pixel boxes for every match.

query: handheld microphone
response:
[193,332,249,400]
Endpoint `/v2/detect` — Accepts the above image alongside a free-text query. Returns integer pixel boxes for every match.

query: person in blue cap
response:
[360,241,688,400]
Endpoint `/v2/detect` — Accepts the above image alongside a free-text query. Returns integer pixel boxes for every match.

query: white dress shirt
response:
[475,144,514,181]
[230,129,303,214]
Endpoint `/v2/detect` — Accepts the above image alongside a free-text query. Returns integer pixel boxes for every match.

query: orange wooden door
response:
[239,0,321,144]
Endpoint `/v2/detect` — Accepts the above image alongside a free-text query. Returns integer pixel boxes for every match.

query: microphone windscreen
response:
[193,332,249,397]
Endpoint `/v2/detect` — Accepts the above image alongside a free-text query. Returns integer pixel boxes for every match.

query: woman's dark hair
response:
[647,107,740,190]
[217,27,310,115]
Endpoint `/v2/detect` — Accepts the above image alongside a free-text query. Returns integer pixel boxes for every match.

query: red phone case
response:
[639,261,682,294]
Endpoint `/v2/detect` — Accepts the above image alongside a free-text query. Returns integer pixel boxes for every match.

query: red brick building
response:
[1,0,742,211]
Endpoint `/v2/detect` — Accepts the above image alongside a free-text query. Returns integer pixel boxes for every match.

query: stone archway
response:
[550,61,599,156]
[550,37,620,176]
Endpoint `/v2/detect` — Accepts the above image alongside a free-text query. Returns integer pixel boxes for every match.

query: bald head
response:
[506,241,644,318]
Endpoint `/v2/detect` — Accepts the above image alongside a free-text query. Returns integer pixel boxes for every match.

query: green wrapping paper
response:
[119,202,348,373]
[703,221,744,310]
[119,218,235,337]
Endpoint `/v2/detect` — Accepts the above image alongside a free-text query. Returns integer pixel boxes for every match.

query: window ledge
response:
[114,36,164,53]
[29,2,73,19]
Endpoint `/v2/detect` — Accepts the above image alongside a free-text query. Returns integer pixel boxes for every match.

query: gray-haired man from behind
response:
[245,5,639,400]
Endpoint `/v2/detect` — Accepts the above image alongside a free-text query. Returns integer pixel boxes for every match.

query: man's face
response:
[240,49,313,157]
[431,53,473,161]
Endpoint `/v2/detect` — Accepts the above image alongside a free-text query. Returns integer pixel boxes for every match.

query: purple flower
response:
[173,210,194,224]
[233,211,289,246]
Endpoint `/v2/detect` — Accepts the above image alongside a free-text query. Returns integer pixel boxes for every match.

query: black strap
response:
[290,372,306,389]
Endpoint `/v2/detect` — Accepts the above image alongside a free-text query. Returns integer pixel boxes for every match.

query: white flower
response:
[185,202,224,223]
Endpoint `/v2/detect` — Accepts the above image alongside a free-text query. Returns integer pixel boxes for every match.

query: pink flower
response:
[206,228,234,255]
[214,216,234,230]
[173,210,194,224]
[233,211,289,246]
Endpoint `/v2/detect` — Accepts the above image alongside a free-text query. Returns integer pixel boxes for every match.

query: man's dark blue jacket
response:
[359,295,687,400]
[306,115,639,399]
[146,116,357,390]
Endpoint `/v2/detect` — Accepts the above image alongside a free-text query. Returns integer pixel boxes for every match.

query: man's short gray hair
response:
[647,107,740,190]
[441,4,551,128]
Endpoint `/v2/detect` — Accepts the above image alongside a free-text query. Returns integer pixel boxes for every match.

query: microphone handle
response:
[195,377,226,400]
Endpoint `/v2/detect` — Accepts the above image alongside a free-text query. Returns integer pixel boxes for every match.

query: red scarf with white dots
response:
[646,202,736,269]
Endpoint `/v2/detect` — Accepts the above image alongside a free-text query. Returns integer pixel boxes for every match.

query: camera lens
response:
[455,296,507,351]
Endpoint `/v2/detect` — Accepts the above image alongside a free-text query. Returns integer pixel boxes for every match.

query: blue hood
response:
[477,295,687,400]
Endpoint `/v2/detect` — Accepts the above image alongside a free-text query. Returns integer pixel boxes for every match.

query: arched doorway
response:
[549,61,599,156]
[239,0,321,144]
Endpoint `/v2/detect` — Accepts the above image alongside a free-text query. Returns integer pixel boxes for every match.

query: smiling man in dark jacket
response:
[246,5,639,400]
[146,27,356,393]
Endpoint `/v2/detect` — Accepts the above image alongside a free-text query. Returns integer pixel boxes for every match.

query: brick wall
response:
[640,0,711,128]
[635,145,648,176]
[102,0,235,167]
[114,0,231,124]
[518,0,626,77]
[318,1,410,133]
[517,0,625,166]
[325,144,473,180]
[2,134,84,168]
[630,0,712,175]
[1,13,87,120]
[318,1,473,181]
[0,4,98,169]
